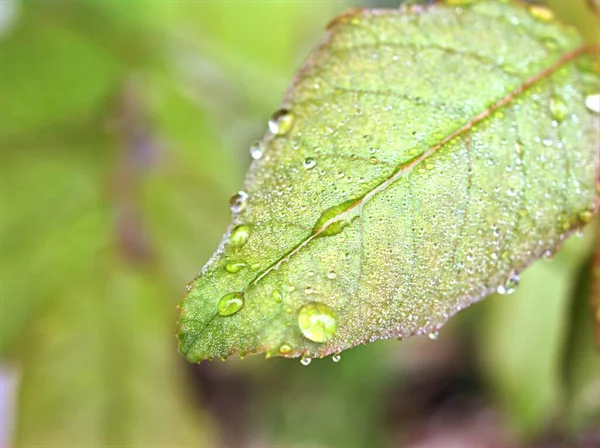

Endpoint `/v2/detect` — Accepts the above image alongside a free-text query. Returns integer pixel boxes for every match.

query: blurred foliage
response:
[0,0,598,447]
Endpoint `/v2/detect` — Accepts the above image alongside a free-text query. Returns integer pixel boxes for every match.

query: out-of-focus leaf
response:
[15,264,215,446]
[0,8,121,139]
[561,224,600,435]
[178,0,599,362]
[545,0,600,45]
[0,125,111,356]
[477,229,595,438]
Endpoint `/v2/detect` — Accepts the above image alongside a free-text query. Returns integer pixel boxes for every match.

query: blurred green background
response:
[0,0,598,447]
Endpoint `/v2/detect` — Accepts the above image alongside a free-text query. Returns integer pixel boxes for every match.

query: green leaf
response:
[476,230,594,438]
[0,7,121,139]
[15,265,216,446]
[178,0,600,362]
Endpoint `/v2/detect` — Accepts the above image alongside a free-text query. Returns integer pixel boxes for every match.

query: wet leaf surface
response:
[179,0,600,362]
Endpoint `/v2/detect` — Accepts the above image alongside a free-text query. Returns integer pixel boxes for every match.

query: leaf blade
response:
[179,0,600,362]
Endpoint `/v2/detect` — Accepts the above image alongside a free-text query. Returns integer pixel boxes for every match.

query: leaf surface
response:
[179,0,600,362]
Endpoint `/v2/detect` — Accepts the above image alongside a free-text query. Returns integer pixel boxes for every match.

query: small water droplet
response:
[549,95,568,122]
[585,93,600,114]
[230,191,248,213]
[575,229,584,238]
[497,273,520,295]
[428,331,439,340]
[327,271,337,279]
[279,343,292,354]
[249,141,264,160]
[528,4,554,21]
[298,302,338,342]
[303,157,317,170]
[230,224,250,247]
[332,354,341,363]
[217,292,244,316]
[225,260,247,273]
[543,250,554,261]
[300,358,312,366]
[269,109,295,136]
[273,289,283,303]
[369,157,378,164]
[304,286,314,295]
[579,210,594,224]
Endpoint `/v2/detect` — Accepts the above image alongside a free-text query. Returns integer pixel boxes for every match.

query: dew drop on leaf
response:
[497,273,520,295]
[300,357,312,366]
[272,289,283,303]
[249,141,264,160]
[327,271,337,280]
[428,331,439,340]
[528,4,554,22]
[225,261,247,273]
[268,109,295,136]
[303,157,317,170]
[217,292,244,316]
[229,224,250,247]
[549,95,568,122]
[585,93,600,114]
[297,302,338,342]
[332,354,341,363]
[579,209,593,224]
[279,343,292,354]
[229,191,248,213]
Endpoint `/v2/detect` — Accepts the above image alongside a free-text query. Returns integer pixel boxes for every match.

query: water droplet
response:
[428,331,439,340]
[217,292,244,316]
[230,224,250,247]
[579,210,593,224]
[298,302,338,342]
[542,37,559,51]
[269,109,295,135]
[303,157,317,170]
[272,289,283,303]
[332,354,341,363]
[327,271,337,279]
[300,358,312,366]
[249,141,264,160]
[225,260,247,273]
[279,343,292,354]
[549,95,568,122]
[304,286,314,295]
[528,4,554,21]
[369,157,378,164]
[230,191,248,213]
[585,93,600,114]
[497,273,520,295]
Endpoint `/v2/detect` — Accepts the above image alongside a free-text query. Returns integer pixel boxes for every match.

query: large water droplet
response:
[217,292,244,316]
[225,260,247,273]
[303,157,317,170]
[497,273,520,295]
[272,289,283,303]
[249,141,264,160]
[230,224,250,247]
[269,109,295,135]
[300,358,312,366]
[230,191,248,213]
[332,354,341,363]
[549,95,568,122]
[585,93,600,114]
[298,302,338,342]
[528,4,554,21]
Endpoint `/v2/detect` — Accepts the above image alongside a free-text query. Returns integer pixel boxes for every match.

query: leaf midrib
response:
[244,45,592,296]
